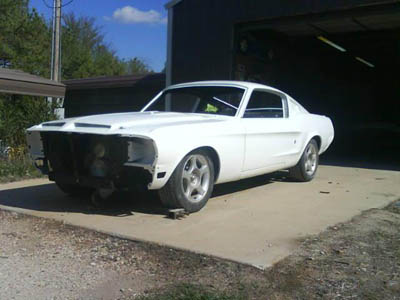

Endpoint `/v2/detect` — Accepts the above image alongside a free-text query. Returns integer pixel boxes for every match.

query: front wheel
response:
[159,150,215,213]
[289,139,319,182]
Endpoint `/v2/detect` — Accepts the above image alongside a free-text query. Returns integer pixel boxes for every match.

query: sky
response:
[29,0,169,72]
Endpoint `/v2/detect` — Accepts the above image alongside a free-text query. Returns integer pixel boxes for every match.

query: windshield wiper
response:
[212,97,238,110]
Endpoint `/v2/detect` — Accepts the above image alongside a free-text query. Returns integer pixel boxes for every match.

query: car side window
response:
[244,90,285,118]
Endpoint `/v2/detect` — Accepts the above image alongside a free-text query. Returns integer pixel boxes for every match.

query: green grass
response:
[0,157,43,183]
[138,283,245,300]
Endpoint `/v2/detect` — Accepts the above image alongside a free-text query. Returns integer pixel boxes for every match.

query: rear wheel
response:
[289,139,319,182]
[56,182,94,196]
[159,150,215,213]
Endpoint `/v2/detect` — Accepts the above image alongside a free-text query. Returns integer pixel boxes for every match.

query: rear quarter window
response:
[244,90,284,118]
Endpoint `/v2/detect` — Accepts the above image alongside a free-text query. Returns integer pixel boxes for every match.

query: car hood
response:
[29,111,230,136]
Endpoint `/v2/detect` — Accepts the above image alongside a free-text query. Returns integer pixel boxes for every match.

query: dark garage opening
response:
[233,6,400,170]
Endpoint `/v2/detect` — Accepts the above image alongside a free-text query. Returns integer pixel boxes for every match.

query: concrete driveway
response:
[1,165,399,269]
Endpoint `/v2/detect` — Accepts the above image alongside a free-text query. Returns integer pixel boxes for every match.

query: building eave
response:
[62,73,165,90]
[0,68,66,98]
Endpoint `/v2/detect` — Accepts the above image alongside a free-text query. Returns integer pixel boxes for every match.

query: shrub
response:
[0,93,57,149]
[0,93,55,183]
[0,156,42,183]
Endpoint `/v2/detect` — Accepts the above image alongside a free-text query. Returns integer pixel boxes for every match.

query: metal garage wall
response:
[63,74,165,118]
[170,0,398,84]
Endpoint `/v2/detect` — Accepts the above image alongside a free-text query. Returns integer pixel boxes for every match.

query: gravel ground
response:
[1,200,400,299]
[0,209,260,300]
[0,211,153,299]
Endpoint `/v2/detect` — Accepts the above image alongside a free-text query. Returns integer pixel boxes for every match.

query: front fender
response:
[148,130,245,190]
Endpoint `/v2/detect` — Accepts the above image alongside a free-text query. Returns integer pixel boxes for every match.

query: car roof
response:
[165,80,286,94]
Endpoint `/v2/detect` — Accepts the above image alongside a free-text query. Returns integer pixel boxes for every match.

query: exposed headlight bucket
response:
[127,138,156,165]
[93,143,106,158]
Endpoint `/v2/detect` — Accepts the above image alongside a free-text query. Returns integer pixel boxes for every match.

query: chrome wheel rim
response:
[304,143,318,176]
[181,155,210,203]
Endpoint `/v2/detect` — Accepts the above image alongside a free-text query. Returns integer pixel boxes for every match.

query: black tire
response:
[56,182,94,196]
[289,139,319,182]
[159,150,215,213]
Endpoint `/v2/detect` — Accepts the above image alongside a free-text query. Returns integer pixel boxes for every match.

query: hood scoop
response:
[74,123,111,129]
[42,122,66,127]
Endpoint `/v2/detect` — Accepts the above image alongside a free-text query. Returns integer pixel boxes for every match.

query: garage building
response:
[63,73,165,118]
[165,0,400,168]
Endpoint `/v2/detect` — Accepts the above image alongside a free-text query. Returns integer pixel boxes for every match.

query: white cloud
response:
[110,6,167,25]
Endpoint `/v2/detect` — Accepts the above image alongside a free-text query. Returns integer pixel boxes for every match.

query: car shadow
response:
[212,170,293,197]
[2,151,398,218]
[0,171,292,217]
[0,183,166,217]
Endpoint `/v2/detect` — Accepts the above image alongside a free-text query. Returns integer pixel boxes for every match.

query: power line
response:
[42,0,74,9]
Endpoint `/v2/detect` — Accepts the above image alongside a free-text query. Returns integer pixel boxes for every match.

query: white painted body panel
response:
[27,81,334,190]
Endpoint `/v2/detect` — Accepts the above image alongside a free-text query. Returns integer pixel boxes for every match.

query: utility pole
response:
[50,0,63,119]
[51,0,62,82]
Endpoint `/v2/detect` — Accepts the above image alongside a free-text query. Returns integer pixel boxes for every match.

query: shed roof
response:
[0,68,65,98]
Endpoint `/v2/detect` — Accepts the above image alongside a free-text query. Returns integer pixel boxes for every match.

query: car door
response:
[241,89,298,172]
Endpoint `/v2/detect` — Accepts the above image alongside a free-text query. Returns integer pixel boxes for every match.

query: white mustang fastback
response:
[27,81,334,212]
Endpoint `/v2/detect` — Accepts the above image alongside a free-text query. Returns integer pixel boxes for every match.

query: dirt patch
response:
[259,205,400,299]
[1,200,400,299]
[141,201,400,299]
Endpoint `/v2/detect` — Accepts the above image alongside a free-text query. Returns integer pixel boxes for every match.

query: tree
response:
[121,57,152,75]
[0,3,153,79]
[0,0,53,149]
[61,13,153,79]
[0,94,57,148]
[0,0,51,76]
[61,13,126,79]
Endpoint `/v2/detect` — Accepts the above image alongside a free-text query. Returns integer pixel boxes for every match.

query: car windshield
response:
[144,86,245,117]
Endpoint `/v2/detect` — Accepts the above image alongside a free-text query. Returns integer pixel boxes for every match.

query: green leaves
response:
[0,155,43,183]
[121,57,153,75]
[0,0,51,75]
[0,94,57,148]
[61,12,153,79]
[0,0,153,79]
